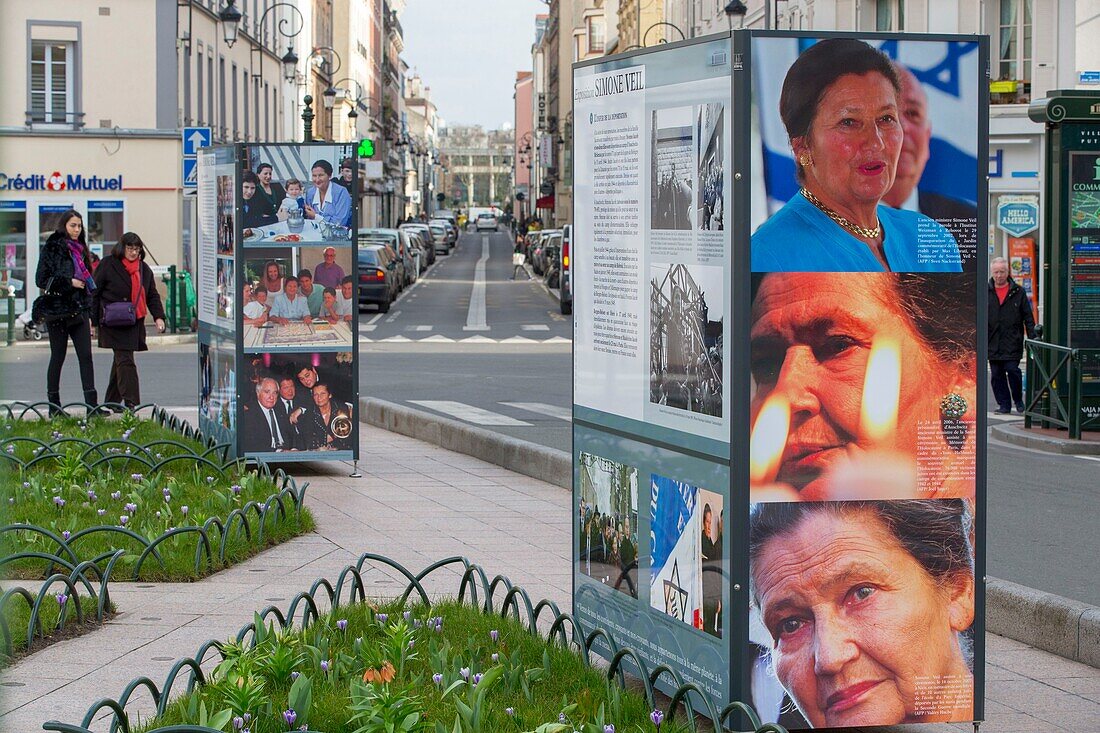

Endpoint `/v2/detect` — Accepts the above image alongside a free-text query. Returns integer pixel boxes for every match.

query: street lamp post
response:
[302,95,315,143]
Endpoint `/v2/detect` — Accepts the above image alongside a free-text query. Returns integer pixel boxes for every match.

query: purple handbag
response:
[102,301,136,328]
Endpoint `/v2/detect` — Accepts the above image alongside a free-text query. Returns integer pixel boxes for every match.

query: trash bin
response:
[160,267,197,332]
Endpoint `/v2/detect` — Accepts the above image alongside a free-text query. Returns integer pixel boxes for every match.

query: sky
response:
[399,0,548,130]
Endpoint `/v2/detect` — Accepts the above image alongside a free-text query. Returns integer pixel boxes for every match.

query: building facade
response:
[0,0,295,317]
[438,126,514,211]
[514,71,535,222]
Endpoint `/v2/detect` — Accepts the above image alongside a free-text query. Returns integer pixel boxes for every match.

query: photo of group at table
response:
[240,247,355,349]
[240,352,355,454]
[239,143,356,245]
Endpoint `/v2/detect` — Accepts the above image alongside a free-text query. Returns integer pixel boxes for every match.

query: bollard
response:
[6,292,14,346]
[167,265,178,333]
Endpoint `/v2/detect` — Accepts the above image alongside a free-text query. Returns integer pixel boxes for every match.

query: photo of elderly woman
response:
[748,499,976,728]
[748,271,976,502]
[750,37,980,273]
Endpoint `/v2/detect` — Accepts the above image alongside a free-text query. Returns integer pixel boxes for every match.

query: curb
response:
[359,398,1099,670]
[987,577,1100,668]
[6,333,197,349]
[358,397,570,489]
[991,422,1100,455]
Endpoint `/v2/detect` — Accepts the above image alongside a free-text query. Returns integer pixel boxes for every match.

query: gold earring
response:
[798,153,813,167]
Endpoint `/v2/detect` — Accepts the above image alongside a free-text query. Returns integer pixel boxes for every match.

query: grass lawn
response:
[0,413,314,582]
[0,586,113,665]
[141,598,696,733]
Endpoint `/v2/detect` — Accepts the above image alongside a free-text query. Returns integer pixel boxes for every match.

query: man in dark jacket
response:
[989,257,1036,414]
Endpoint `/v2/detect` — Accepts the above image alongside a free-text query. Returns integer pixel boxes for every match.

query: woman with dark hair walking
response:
[33,209,98,412]
[92,232,166,410]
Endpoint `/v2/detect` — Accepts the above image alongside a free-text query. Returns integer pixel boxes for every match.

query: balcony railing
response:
[24,110,85,129]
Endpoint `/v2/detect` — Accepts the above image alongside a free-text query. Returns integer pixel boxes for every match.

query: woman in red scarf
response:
[91,232,166,411]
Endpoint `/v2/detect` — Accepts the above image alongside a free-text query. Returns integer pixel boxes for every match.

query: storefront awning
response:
[536,194,555,210]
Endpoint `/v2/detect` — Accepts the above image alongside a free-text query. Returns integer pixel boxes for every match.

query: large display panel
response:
[573,31,987,731]
[198,143,359,463]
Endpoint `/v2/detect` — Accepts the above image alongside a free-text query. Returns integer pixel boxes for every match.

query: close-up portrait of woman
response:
[749,271,976,502]
[749,499,976,728]
[751,38,962,273]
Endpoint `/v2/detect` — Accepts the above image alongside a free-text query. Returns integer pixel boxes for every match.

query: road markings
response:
[501,402,572,421]
[521,324,550,331]
[409,400,532,426]
[409,325,433,332]
[463,236,491,331]
[361,325,377,332]
[367,313,385,326]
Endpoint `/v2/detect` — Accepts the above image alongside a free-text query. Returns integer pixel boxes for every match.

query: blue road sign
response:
[182,157,199,189]
[182,127,211,156]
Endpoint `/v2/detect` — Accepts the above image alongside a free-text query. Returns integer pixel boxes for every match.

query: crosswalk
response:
[360,332,570,344]
[409,400,571,426]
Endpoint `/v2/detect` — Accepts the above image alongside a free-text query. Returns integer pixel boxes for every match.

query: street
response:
[1,229,1097,608]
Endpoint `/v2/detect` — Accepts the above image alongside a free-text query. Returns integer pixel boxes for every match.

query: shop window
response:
[29,40,76,127]
[0,205,28,312]
[994,0,1033,104]
[87,202,125,260]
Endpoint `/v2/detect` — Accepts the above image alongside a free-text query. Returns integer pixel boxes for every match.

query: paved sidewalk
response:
[1,419,1098,732]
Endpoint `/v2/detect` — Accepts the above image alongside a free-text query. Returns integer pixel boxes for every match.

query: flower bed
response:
[45,555,786,733]
[0,409,314,582]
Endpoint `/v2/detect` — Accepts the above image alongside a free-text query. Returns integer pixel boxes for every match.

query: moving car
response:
[475,212,498,232]
[357,245,399,312]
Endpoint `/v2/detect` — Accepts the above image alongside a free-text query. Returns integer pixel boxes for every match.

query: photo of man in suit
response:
[241,377,295,453]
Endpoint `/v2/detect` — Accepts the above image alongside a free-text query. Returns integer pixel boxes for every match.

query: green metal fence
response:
[1023,339,1100,439]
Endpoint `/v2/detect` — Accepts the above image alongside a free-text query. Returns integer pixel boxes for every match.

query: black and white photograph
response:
[650,263,724,417]
[696,103,725,231]
[578,452,639,599]
[650,106,694,231]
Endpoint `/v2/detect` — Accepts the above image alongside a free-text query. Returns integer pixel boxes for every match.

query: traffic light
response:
[357,138,375,158]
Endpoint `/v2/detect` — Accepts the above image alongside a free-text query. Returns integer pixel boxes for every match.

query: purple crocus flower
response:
[111,491,121,500]
[650,709,664,728]
[559,713,567,724]
[605,726,616,733]
[232,716,244,731]
[97,509,106,516]
[376,613,388,624]
[460,667,470,680]
[432,673,443,685]
[53,496,65,508]
[407,639,415,649]
[490,629,499,642]
[283,709,297,727]
[125,502,137,513]
[403,611,411,621]
[181,505,189,517]
[61,530,71,541]
[320,659,329,673]
[336,619,348,632]
[119,515,129,526]
[472,672,482,686]
[491,653,498,663]
[291,671,300,681]
[130,473,143,481]
[56,593,68,606]
[231,484,242,495]
[87,490,97,501]
[505,707,515,716]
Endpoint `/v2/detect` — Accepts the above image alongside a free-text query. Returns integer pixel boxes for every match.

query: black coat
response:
[33,232,94,321]
[240,399,295,453]
[91,255,166,352]
[988,277,1036,361]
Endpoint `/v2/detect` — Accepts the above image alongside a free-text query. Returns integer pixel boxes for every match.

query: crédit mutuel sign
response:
[0,170,123,191]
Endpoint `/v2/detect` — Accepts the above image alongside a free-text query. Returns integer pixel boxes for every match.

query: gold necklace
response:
[801,187,881,239]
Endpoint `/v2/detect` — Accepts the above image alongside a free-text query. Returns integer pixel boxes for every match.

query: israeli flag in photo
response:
[649,474,701,623]
[752,36,981,217]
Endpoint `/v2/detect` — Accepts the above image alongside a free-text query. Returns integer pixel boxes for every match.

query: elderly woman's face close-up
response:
[793,72,903,214]
[753,508,973,727]
[750,273,964,499]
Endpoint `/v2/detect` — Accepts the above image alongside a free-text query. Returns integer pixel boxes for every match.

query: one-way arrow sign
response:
[182,127,211,156]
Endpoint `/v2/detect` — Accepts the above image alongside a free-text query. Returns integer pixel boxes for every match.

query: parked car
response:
[522,231,541,258]
[402,221,444,255]
[430,218,458,248]
[433,209,457,226]
[360,228,415,286]
[405,234,429,273]
[475,212,498,232]
[428,223,451,254]
[559,224,572,315]
[542,233,562,287]
[357,245,399,312]
[530,229,560,275]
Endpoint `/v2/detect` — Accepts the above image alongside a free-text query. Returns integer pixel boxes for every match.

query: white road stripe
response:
[463,236,490,331]
[367,313,385,326]
[409,325,433,332]
[360,324,377,332]
[521,324,550,331]
[409,400,532,426]
[501,401,573,421]
[385,309,401,323]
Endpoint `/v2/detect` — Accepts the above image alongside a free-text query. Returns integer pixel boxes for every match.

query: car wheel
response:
[560,299,572,315]
[378,295,391,313]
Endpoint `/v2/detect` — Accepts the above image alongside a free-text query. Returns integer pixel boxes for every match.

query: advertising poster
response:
[236,143,358,462]
[197,149,219,326]
[750,36,981,273]
[573,36,733,456]
[747,34,985,729]
[578,452,639,598]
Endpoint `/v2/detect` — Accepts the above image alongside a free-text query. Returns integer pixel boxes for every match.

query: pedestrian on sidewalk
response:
[92,232,166,411]
[511,242,527,280]
[988,256,1035,414]
[33,209,98,413]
